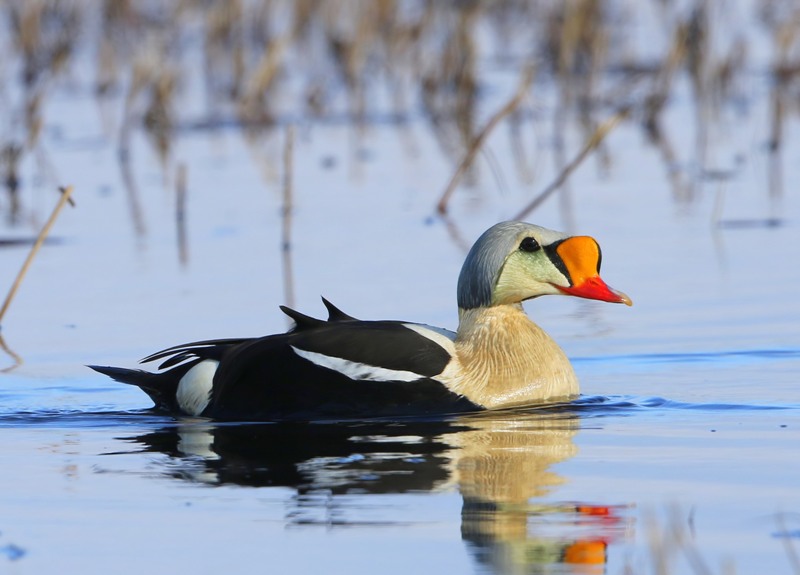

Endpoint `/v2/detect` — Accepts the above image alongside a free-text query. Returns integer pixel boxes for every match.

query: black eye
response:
[519,237,541,252]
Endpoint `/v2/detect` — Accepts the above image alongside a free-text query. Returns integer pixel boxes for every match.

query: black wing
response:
[288,320,455,377]
[140,337,254,369]
[94,301,478,421]
[207,318,474,420]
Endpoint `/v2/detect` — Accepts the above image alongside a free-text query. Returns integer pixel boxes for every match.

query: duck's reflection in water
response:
[118,412,630,573]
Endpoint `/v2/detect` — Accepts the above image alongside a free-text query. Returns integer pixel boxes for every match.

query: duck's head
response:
[457,221,632,309]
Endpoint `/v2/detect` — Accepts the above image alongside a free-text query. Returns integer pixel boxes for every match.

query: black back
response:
[96,303,481,421]
[208,319,478,420]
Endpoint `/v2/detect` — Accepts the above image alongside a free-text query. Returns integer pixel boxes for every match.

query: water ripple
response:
[0,395,795,429]
[0,544,26,562]
[0,409,174,429]
[574,348,800,366]
[571,395,797,415]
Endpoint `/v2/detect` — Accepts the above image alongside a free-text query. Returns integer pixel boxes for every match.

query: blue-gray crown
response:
[457,221,535,309]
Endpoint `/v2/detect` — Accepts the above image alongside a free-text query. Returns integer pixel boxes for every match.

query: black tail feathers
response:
[88,365,180,412]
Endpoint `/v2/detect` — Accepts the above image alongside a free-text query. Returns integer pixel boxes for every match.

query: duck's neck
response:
[450,303,578,408]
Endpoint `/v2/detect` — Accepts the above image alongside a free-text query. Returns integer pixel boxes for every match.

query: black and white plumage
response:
[90,221,631,421]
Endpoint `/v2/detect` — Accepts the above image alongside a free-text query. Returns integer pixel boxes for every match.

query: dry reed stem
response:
[281,125,295,312]
[0,185,75,326]
[766,13,800,202]
[669,507,714,575]
[117,134,146,237]
[436,64,535,215]
[777,512,800,575]
[239,36,288,123]
[176,163,188,266]
[117,57,151,238]
[513,108,628,221]
[0,332,23,372]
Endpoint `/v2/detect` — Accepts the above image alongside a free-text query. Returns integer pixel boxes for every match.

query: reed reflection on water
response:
[117,413,631,572]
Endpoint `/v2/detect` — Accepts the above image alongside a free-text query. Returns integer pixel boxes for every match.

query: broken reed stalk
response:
[436,65,535,215]
[281,125,295,311]
[513,108,629,220]
[0,185,75,326]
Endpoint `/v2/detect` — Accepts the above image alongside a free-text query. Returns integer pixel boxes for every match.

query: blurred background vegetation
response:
[1,0,798,225]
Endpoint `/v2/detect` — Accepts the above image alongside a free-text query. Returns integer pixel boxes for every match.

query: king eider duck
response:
[89,221,631,421]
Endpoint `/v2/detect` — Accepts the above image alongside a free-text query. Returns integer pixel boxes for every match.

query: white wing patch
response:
[402,323,456,355]
[290,346,424,383]
[176,359,218,416]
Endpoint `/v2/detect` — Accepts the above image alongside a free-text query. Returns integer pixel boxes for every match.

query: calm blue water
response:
[1,369,798,574]
[2,3,800,574]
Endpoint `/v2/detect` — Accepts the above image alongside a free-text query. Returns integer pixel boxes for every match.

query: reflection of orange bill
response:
[563,540,607,564]
[576,505,612,517]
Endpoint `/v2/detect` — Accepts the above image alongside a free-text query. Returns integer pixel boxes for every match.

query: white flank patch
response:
[402,323,457,356]
[176,359,218,416]
[290,346,423,382]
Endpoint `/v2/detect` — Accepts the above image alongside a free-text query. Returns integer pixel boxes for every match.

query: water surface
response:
[1,3,800,574]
